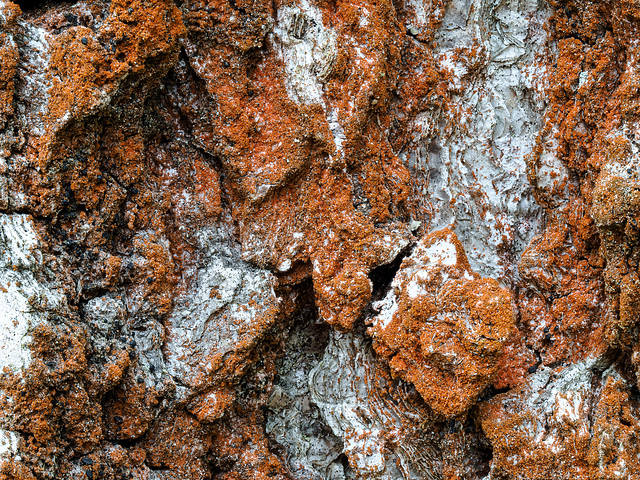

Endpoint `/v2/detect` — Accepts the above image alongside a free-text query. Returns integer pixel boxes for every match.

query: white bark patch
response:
[309,331,441,480]
[274,2,337,106]
[0,214,62,459]
[0,214,58,373]
[15,21,51,138]
[404,0,549,280]
[0,429,18,459]
[165,227,280,389]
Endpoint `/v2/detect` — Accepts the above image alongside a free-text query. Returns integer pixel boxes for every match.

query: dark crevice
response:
[227,0,247,15]
[337,453,354,478]
[112,437,139,449]
[16,0,76,12]
[206,452,235,476]
[368,242,414,303]
[477,385,510,404]
[526,348,543,375]
[263,280,342,478]
[474,433,494,479]
[629,383,640,406]
[147,465,171,472]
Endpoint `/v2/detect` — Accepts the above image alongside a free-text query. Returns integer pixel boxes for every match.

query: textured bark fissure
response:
[0,0,640,478]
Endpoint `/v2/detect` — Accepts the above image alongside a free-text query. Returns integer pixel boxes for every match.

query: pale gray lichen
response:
[309,331,442,480]
[0,214,63,460]
[266,312,348,480]
[404,0,549,280]
[273,2,337,106]
[165,227,280,390]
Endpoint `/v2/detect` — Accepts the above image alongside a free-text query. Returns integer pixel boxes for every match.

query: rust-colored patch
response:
[368,229,515,418]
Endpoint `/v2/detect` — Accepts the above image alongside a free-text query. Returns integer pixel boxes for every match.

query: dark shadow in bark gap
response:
[16,0,76,11]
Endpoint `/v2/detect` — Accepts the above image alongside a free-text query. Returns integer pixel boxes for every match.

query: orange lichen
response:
[369,229,515,418]
[481,367,640,480]
[3,0,640,478]
[512,0,640,381]
[0,1,18,131]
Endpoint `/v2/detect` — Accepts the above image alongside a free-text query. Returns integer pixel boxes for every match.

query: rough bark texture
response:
[0,0,639,479]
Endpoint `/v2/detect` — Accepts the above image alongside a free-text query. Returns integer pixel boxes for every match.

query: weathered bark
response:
[0,0,639,479]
